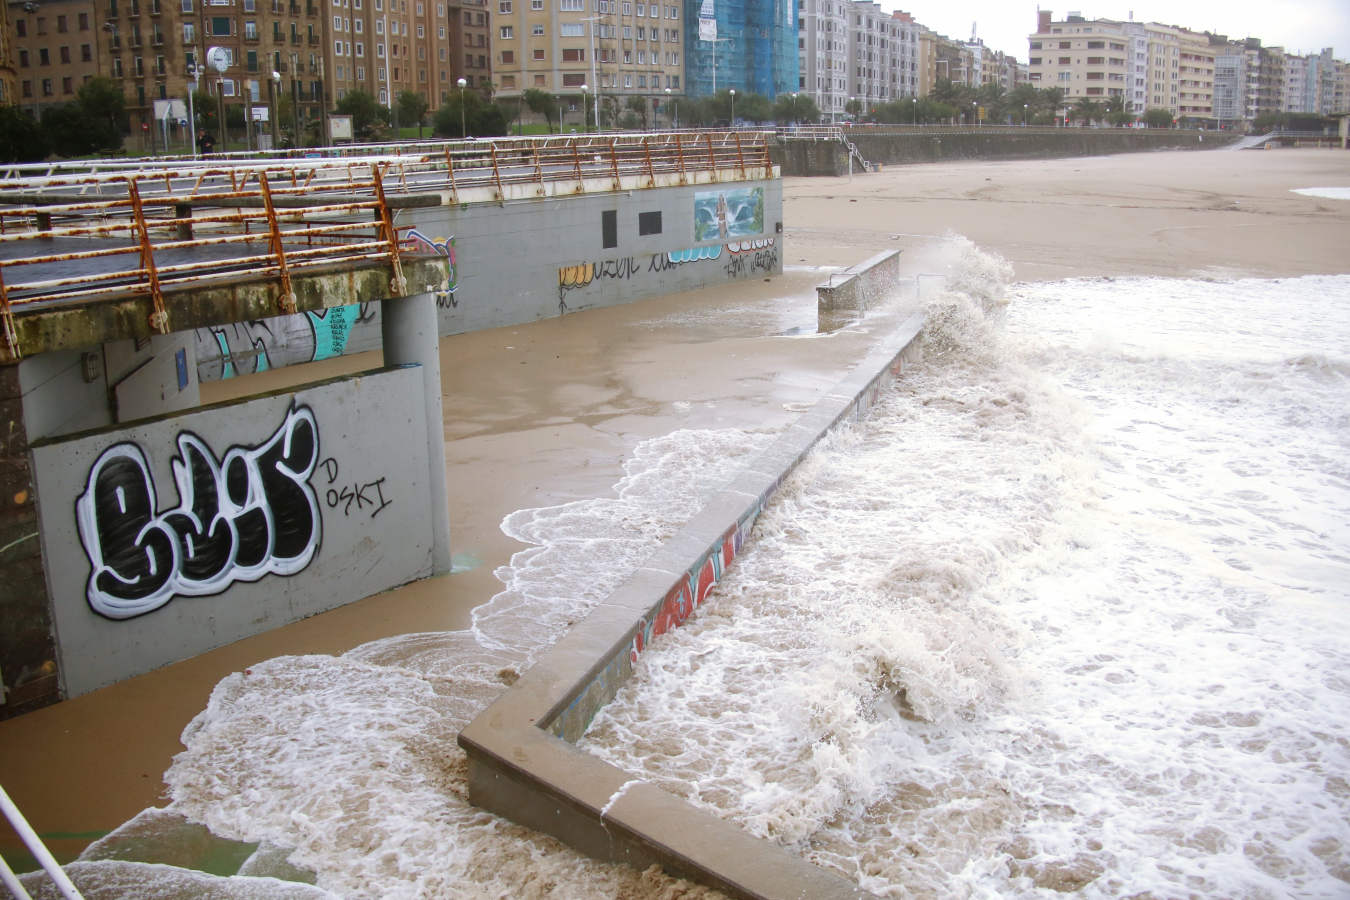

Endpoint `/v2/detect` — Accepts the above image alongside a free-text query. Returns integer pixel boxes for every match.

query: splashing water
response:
[581,256,1350,897]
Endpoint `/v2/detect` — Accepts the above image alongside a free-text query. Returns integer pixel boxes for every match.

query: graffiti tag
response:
[405,229,459,308]
[318,457,393,520]
[75,404,322,620]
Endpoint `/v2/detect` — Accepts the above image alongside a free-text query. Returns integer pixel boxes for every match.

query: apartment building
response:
[326,0,486,108]
[491,0,684,117]
[846,2,914,110]
[796,0,847,114]
[686,0,794,98]
[9,0,100,114]
[1029,10,1213,123]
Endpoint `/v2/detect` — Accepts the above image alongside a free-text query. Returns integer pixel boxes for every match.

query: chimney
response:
[1038,10,1051,32]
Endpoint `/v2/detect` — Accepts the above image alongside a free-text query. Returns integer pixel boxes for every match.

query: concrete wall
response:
[459,255,924,897]
[817,250,902,319]
[28,365,437,696]
[775,129,1242,175]
[196,179,784,380]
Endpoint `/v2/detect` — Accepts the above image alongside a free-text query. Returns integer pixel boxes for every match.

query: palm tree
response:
[1073,98,1105,126]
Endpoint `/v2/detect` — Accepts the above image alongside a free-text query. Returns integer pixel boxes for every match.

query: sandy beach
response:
[2,146,1348,872]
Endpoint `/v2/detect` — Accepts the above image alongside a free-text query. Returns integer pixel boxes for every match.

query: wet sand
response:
[3,147,1348,868]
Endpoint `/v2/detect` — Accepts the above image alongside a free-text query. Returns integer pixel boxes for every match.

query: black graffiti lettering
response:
[323,473,394,520]
[594,256,640,281]
[320,456,340,484]
[75,404,323,620]
[648,253,677,274]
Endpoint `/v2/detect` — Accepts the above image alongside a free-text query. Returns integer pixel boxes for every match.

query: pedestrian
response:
[196,129,216,156]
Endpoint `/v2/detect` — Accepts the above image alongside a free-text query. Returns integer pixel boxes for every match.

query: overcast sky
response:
[896,2,1350,61]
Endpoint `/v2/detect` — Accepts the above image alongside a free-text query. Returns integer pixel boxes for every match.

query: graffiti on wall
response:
[693,186,765,242]
[403,229,459,309]
[75,403,323,620]
[196,303,378,381]
[556,238,777,312]
[628,508,759,664]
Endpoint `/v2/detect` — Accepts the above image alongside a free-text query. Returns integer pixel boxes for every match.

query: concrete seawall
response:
[459,256,924,898]
[776,128,1242,176]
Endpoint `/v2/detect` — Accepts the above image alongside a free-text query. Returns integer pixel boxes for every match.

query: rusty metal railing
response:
[0,132,776,361]
[0,162,408,362]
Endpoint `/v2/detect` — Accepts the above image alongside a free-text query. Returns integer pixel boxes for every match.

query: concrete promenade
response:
[1,147,1348,889]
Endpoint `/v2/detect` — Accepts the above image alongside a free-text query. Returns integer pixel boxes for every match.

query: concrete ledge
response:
[817,250,903,315]
[459,309,927,899]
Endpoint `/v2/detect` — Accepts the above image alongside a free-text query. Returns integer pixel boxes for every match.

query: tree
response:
[772,93,819,124]
[1104,95,1132,127]
[523,88,558,133]
[844,98,863,119]
[334,89,389,139]
[0,106,48,162]
[397,90,429,137]
[431,90,509,138]
[738,92,772,124]
[1072,98,1104,126]
[624,95,649,130]
[76,76,126,150]
[1039,87,1067,123]
[1142,107,1174,128]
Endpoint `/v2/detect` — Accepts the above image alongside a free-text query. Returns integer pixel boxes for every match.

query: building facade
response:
[1029,10,1215,124]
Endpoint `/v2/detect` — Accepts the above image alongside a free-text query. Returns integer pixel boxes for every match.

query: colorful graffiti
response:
[694,186,765,242]
[404,229,459,309]
[197,303,377,381]
[629,508,759,664]
[556,238,778,310]
[75,403,322,620]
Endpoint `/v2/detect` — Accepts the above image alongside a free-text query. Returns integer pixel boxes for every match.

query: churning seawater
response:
[55,241,1349,899]
[580,260,1350,897]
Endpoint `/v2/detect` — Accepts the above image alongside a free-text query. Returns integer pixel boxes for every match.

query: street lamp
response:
[581,83,589,133]
[582,16,602,131]
[729,88,735,127]
[911,96,916,125]
[792,91,798,126]
[457,76,466,137]
[270,70,281,149]
[1023,103,1028,126]
[972,100,977,126]
[664,87,673,129]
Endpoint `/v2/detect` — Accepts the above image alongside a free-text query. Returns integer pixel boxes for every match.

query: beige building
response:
[491,0,683,124]
[1029,9,1215,124]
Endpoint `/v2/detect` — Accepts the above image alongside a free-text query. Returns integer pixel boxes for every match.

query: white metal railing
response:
[0,784,84,899]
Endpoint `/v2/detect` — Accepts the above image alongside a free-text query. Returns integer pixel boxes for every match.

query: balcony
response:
[307,33,318,44]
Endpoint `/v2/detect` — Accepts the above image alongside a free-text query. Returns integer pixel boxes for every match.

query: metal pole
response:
[0,785,84,900]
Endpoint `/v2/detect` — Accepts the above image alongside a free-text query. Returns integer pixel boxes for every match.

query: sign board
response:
[329,114,354,141]
[153,98,188,122]
[251,105,270,122]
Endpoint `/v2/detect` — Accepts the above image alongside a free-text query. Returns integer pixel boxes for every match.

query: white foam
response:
[581,264,1350,897]
[1292,187,1350,200]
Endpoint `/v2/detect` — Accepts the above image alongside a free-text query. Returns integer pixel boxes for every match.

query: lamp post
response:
[1023,102,1028,126]
[269,70,281,148]
[581,83,589,133]
[972,100,977,126]
[729,88,735,127]
[457,76,466,137]
[792,91,798,126]
[664,87,672,129]
[582,15,602,130]
[911,96,916,125]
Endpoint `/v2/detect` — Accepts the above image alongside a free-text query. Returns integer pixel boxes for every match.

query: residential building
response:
[9,0,100,115]
[1029,10,1214,124]
[492,0,685,122]
[686,0,795,98]
[0,0,20,104]
[797,0,848,115]
[845,2,915,112]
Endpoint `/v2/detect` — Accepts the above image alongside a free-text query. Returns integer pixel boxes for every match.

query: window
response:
[531,0,542,7]
[1087,40,1104,48]
[18,50,29,67]
[560,22,582,35]
[562,47,583,61]
[602,210,617,248]
[560,0,582,8]
[562,72,584,85]
[1058,57,1070,65]
[533,48,544,59]
[81,43,92,61]
[532,24,544,34]
[500,25,513,38]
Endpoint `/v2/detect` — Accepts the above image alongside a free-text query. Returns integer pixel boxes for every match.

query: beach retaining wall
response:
[459,256,922,899]
[776,128,1241,175]
[818,250,902,316]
